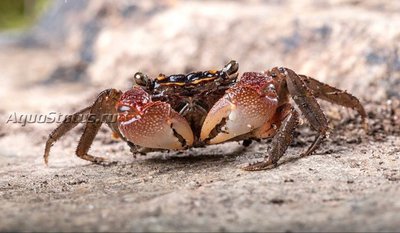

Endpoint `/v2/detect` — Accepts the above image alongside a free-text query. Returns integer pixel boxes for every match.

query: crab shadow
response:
[84,143,250,171]
[96,138,343,172]
[140,145,248,168]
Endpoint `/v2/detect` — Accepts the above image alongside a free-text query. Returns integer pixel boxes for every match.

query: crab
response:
[44,61,367,170]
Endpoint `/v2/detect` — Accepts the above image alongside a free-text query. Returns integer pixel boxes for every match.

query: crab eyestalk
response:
[117,87,194,150]
[222,60,239,79]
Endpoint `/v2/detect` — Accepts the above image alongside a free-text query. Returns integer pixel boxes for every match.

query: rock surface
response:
[0,0,399,231]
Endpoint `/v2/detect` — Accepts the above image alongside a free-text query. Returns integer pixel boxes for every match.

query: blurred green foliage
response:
[0,0,49,30]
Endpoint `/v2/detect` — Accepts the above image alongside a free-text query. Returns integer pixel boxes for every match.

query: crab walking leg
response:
[44,106,91,165]
[242,108,300,171]
[44,89,122,165]
[279,67,330,156]
[75,116,104,163]
[75,89,122,163]
[298,74,367,130]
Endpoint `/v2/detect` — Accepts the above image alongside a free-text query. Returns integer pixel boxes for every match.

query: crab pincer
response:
[117,87,194,150]
[200,72,279,144]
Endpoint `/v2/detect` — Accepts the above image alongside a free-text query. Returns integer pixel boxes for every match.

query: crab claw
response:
[117,87,194,150]
[200,72,278,144]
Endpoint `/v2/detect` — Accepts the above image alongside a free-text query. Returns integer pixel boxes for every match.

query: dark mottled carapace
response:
[136,60,239,137]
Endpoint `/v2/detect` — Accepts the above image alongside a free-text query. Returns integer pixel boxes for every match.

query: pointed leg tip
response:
[362,119,369,133]
[240,160,275,171]
[90,157,118,167]
[99,160,118,167]
[92,156,107,164]
[43,154,49,166]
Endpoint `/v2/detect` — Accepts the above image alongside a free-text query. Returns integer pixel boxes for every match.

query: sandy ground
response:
[1,0,400,232]
[0,104,399,231]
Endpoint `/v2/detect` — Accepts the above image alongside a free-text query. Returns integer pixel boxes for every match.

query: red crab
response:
[44,61,367,170]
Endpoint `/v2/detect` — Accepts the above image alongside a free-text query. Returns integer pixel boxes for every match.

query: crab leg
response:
[299,74,367,129]
[44,89,122,165]
[75,89,123,163]
[278,67,330,157]
[44,106,90,165]
[243,107,300,171]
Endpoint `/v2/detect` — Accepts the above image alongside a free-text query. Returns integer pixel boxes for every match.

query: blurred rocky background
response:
[0,0,399,232]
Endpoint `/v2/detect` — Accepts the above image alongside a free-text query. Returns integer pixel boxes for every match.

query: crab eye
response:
[117,105,131,112]
[134,72,150,87]
[267,84,276,91]
[223,60,239,76]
